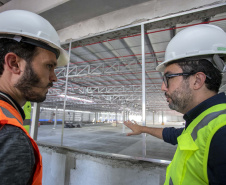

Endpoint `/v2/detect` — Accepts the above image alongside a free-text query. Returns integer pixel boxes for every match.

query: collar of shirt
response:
[183,92,226,129]
[0,91,25,120]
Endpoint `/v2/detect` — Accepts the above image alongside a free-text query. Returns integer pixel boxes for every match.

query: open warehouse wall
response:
[32,106,184,126]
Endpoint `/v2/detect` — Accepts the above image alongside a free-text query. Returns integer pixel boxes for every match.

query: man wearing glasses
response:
[124,24,226,184]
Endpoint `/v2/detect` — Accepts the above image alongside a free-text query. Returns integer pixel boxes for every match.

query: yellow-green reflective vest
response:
[165,103,226,185]
[23,101,31,120]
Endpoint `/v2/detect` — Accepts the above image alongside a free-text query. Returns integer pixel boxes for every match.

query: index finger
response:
[124,120,133,125]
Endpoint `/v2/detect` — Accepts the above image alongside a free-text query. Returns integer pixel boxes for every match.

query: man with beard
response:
[124,24,226,184]
[0,10,68,184]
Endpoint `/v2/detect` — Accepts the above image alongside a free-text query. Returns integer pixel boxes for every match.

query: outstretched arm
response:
[124,120,164,139]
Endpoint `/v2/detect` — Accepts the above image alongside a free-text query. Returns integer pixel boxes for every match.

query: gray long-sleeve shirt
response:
[0,125,35,185]
[0,93,35,185]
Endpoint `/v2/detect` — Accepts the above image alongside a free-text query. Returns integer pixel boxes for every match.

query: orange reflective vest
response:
[0,100,42,185]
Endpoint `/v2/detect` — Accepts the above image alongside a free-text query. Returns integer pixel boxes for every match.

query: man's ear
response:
[193,72,206,90]
[4,52,22,74]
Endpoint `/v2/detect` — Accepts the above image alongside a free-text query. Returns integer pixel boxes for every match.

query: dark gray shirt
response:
[0,92,35,185]
[0,125,35,185]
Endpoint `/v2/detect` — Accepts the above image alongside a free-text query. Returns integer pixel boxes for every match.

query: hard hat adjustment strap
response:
[0,34,60,59]
[213,54,226,73]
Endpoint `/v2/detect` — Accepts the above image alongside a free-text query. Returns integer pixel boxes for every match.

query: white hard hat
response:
[0,10,68,66]
[156,24,226,72]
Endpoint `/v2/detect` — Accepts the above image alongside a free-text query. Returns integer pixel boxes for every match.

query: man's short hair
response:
[0,38,38,76]
[167,58,222,93]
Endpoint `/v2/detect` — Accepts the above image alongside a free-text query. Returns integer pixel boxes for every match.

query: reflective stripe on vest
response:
[1,106,23,125]
[165,104,226,185]
[0,101,42,185]
[191,109,226,141]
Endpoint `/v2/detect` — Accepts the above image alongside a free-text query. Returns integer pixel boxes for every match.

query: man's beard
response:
[165,80,192,113]
[14,63,53,102]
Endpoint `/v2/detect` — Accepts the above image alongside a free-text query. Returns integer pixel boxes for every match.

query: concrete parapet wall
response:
[38,142,169,185]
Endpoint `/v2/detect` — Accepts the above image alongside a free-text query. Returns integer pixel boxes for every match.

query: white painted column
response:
[122,108,125,133]
[99,112,101,122]
[30,103,40,140]
[116,112,118,124]
[73,112,75,123]
[61,40,71,146]
[141,24,146,157]
[89,112,91,122]
[95,112,97,124]
[53,106,57,129]
[81,113,83,122]
[162,111,164,125]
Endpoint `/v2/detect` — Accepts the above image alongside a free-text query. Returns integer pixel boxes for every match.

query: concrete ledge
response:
[38,142,169,185]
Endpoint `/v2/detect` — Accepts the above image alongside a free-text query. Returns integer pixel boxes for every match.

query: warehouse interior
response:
[1,1,226,184]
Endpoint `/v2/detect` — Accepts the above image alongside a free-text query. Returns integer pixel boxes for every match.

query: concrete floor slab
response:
[37,124,177,161]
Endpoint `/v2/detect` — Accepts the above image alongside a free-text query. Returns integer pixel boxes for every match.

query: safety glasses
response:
[163,72,196,88]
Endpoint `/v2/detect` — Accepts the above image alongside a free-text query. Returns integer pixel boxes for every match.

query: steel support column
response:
[72,112,75,123]
[115,112,118,127]
[30,103,40,140]
[95,112,97,124]
[141,24,146,157]
[122,108,125,133]
[81,113,83,122]
[61,40,72,146]
[53,106,57,129]
[99,112,101,122]
[89,112,91,123]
